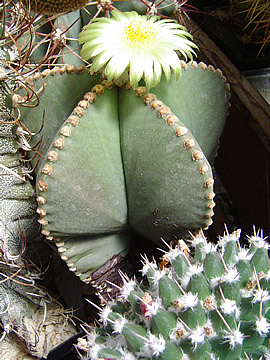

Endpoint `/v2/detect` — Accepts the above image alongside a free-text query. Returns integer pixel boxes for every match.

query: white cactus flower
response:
[79,10,197,89]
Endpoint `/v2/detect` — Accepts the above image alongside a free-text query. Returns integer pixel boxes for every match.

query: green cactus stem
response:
[76,229,270,360]
[0,81,39,261]
[17,61,229,286]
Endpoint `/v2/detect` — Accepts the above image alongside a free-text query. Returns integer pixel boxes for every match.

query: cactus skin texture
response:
[17,61,229,286]
[0,80,39,261]
[76,229,270,360]
[22,0,89,14]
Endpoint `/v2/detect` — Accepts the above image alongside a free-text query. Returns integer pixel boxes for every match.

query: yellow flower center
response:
[122,19,158,48]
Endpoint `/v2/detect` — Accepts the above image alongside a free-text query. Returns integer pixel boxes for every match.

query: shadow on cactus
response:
[76,229,270,360]
[16,11,230,290]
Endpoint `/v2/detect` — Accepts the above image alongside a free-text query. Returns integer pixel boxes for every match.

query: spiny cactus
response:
[76,229,270,360]
[0,7,79,355]
[21,0,90,14]
[16,60,230,288]
[0,75,39,261]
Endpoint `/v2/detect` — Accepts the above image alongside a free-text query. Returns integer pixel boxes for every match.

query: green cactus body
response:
[18,62,229,284]
[0,83,39,260]
[0,79,51,349]
[77,230,270,360]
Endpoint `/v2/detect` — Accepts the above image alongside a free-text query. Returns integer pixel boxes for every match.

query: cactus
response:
[76,229,270,360]
[0,79,78,358]
[0,5,79,357]
[0,59,40,261]
[13,5,230,293]
[16,60,230,289]
[21,0,89,15]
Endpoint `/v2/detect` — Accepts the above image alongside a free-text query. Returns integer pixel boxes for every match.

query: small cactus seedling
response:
[76,229,270,360]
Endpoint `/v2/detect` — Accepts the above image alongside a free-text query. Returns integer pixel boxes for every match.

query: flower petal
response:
[78,10,198,89]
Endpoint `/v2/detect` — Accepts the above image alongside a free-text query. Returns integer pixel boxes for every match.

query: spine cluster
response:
[77,229,270,360]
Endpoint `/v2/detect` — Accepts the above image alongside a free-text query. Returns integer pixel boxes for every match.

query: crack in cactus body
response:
[76,229,270,360]
[18,61,230,289]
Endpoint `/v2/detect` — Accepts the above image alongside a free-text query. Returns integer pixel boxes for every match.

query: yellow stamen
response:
[122,20,158,48]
